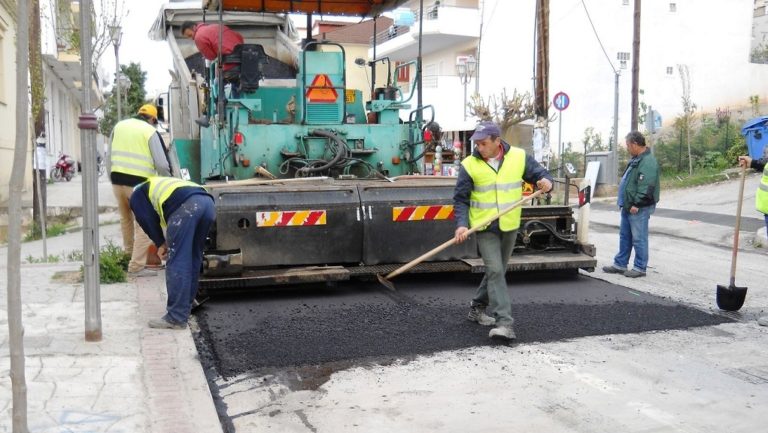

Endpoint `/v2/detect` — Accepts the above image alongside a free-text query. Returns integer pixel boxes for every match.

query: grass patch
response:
[660,169,731,190]
[25,254,63,263]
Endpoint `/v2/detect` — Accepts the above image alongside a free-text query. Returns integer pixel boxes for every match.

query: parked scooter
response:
[51,153,77,182]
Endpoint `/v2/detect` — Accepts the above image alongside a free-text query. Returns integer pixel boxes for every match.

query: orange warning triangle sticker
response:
[306,74,338,103]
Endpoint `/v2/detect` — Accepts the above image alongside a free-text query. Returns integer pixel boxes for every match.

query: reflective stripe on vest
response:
[461,147,526,231]
[143,177,202,228]
[757,167,768,214]
[110,118,158,178]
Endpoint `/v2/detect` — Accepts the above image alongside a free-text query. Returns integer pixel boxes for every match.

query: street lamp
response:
[456,55,477,120]
[109,23,123,120]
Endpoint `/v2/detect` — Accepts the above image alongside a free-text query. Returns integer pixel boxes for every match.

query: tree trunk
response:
[8,0,31,431]
[686,122,693,176]
[30,0,46,231]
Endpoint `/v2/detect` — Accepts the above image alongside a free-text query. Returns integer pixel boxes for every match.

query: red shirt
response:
[193,24,244,71]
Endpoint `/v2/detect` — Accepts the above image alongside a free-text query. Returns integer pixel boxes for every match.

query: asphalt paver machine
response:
[151,0,596,290]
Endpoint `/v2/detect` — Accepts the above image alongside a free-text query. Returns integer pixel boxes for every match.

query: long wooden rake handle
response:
[384,189,545,280]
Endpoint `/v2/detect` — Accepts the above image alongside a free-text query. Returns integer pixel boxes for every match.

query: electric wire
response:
[580,0,618,74]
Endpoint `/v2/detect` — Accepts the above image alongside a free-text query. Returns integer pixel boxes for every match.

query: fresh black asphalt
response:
[192,273,731,380]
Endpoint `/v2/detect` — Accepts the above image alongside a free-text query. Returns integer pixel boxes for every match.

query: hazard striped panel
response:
[256,210,327,227]
[392,205,454,222]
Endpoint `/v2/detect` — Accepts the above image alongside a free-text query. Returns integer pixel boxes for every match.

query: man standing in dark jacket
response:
[453,121,553,341]
[130,177,216,329]
[603,131,660,278]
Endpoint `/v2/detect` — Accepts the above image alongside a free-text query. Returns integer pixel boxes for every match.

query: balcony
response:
[369,3,480,62]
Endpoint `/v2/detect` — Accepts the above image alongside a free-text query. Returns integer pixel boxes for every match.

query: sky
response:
[103,0,174,97]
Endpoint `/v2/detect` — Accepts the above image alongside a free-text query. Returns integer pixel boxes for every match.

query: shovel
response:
[716,165,748,311]
[377,189,545,291]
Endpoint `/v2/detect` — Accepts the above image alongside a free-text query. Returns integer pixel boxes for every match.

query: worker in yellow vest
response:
[454,121,553,341]
[109,104,172,278]
[130,176,215,329]
[738,153,768,327]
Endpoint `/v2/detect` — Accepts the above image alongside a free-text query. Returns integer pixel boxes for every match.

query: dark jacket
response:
[129,183,212,247]
[453,140,553,231]
[750,158,767,172]
[622,148,660,208]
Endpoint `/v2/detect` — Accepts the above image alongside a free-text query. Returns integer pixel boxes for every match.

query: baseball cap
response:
[469,121,501,141]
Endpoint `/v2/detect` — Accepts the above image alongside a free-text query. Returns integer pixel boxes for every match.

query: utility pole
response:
[630,0,641,131]
[8,0,31,430]
[79,0,103,342]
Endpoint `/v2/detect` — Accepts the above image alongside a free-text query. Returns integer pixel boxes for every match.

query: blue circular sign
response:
[553,91,570,111]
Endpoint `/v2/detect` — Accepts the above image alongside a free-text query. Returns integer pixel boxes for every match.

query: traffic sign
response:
[553,91,570,111]
[306,74,338,103]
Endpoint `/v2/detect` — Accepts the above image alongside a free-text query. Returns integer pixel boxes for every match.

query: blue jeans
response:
[163,195,216,324]
[764,214,768,238]
[613,205,655,272]
[472,230,517,326]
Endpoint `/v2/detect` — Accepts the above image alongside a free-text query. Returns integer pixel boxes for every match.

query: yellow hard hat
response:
[138,104,158,119]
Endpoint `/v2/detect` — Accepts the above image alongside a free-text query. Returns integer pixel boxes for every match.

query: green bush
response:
[79,239,130,284]
[23,222,69,242]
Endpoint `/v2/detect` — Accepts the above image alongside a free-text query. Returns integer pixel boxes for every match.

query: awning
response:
[203,0,410,17]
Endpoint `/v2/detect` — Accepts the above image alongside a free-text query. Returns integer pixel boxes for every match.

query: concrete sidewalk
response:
[0,176,223,433]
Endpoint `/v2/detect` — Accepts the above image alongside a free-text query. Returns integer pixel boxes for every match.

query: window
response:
[396,61,410,82]
[622,0,629,5]
[669,3,676,12]
[666,66,674,75]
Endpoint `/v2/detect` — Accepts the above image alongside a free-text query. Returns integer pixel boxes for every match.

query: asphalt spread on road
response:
[192,273,731,381]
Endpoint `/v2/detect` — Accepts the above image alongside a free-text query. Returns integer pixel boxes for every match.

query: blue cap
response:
[469,121,501,141]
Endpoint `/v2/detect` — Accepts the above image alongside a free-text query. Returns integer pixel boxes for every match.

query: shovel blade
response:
[376,274,397,292]
[716,284,748,311]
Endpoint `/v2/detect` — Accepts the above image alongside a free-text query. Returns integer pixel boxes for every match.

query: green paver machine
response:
[151,0,596,290]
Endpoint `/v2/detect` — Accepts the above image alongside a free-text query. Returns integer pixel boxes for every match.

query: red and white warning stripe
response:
[257,210,327,227]
[392,205,454,222]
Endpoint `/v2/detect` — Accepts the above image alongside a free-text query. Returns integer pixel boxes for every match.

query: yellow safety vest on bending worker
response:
[143,177,203,228]
[461,147,526,231]
[757,166,768,214]
[111,118,158,178]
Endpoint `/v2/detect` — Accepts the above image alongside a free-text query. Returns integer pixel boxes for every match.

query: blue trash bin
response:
[742,116,768,160]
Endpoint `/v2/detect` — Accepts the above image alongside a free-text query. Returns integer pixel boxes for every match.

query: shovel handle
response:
[730,165,747,284]
[385,189,545,280]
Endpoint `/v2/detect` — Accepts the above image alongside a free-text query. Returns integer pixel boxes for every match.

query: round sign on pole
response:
[553,91,570,111]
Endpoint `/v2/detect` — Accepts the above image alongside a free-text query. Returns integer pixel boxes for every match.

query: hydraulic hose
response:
[297,129,349,176]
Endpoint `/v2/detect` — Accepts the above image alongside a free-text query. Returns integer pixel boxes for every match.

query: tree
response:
[53,0,125,67]
[678,64,696,176]
[9,0,31,430]
[99,62,149,135]
[468,88,538,130]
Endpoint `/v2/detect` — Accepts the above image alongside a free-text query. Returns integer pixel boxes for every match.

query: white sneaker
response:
[489,325,516,340]
[757,316,768,327]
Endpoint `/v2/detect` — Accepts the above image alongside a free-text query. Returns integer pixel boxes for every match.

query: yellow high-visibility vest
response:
[461,147,525,231]
[757,166,768,214]
[142,177,202,228]
[110,118,158,178]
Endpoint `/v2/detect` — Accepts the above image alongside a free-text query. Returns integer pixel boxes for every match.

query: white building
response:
[374,0,768,157]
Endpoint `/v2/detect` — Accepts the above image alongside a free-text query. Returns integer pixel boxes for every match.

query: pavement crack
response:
[294,409,318,433]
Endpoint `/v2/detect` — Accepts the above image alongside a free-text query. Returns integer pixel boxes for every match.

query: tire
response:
[52,167,62,181]
[65,170,73,181]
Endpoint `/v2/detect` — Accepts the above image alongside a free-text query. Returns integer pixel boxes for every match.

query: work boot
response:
[489,324,516,340]
[602,265,626,274]
[757,316,768,327]
[128,268,158,278]
[195,116,210,128]
[623,269,646,278]
[467,303,496,326]
[148,318,186,330]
